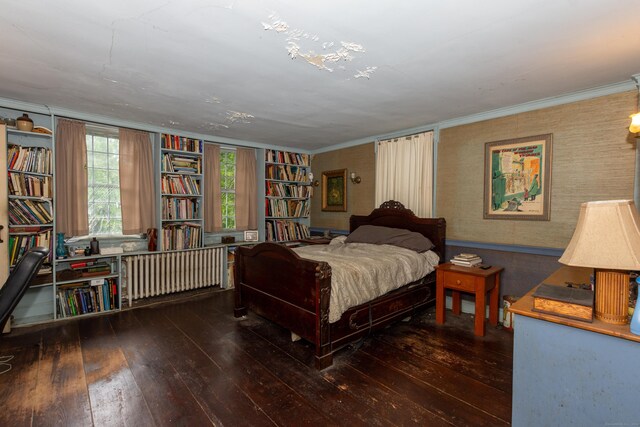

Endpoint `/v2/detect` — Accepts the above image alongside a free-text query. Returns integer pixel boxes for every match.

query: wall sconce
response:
[309,172,319,187]
[350,172,361,184]
[631,74,640,133]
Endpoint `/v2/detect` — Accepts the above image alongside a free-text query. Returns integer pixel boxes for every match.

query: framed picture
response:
[483,134,552,221]
[321,169,347,212]
[243,230,259,242]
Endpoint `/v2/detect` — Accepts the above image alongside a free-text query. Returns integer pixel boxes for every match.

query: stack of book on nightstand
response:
[450,253,482,267]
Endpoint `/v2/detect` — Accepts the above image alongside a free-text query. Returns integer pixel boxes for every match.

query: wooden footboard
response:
[234,242,334,368]
[235,201,445,370]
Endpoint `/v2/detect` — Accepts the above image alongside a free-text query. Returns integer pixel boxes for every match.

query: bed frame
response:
[234,201,446,369]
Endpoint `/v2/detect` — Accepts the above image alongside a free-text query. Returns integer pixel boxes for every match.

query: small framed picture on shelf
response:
[244,230,259,242]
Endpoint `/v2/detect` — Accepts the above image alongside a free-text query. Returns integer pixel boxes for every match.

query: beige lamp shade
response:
[558,200,640,270]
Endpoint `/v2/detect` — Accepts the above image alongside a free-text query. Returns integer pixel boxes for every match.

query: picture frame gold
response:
[321,169,347,212]
[483,134,552,221]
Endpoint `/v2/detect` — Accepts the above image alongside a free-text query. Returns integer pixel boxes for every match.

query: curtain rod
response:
[377,129,433,143]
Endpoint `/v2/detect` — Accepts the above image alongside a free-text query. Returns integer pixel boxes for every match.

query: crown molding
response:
[311,78,638,154]
[438,80,636,130]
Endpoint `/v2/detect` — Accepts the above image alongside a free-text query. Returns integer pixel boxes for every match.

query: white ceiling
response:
[1,0,640,151]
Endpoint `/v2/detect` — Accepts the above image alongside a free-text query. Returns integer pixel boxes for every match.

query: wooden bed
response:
[234,201,446,369]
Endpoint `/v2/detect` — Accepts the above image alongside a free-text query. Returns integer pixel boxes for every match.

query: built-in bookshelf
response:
[264,149,311,242]
[54,255,120,319]
[160,133,203,250]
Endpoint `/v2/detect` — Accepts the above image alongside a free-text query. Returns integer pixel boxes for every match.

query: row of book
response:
[161,134,203,153]
[56,278,118,318]
[265,199,310,218]
[450,253,482,267]
[70,260,112,277]
[8,172,52,198]
[162,197,199,220]
[265,220,310,242]
[161,175,201,195]
[161,153,201,174]
[162,223,202,250]
[265,149,310,166]
[8,199,53,225]
[265,181,310,198]
[7,145,52,174]
[8,229,51,266]
[265,164,309,182]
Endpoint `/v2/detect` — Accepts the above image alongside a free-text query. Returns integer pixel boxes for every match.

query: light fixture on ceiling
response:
[350,172,361,184]
[630,74,640,133]
[558,200,640,325]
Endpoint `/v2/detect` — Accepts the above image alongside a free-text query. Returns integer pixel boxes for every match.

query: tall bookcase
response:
[264,149,311,242]
[160,133,203,250]
[2,109,56,325]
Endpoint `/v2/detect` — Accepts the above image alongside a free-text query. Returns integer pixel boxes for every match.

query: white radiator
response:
[123,247,225,302]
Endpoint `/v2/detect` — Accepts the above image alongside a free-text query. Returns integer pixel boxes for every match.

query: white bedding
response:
[293,236,440,323]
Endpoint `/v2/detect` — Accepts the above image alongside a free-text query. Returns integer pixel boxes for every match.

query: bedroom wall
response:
[437,90,638,248]
[437,90,638,297]
[310,142,376,230]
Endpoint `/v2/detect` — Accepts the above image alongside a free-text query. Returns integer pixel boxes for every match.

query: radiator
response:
[123,247,225,302]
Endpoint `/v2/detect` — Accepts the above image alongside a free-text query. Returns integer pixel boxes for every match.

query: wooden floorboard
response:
[0,289,514,426]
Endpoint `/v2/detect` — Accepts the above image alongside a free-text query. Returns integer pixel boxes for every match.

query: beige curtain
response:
[204,143,222,232]
[55,119,89,236]
[235,148,258,230]
[375,131,434,217]
[119,128,156,235]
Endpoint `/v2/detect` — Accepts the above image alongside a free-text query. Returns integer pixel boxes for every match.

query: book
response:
[451,253,482,267]
[532,283,594,322]
[451,258,482,267]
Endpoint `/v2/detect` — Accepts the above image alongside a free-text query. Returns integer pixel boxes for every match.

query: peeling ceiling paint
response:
[264,13,374,75]
[0,1,639,151]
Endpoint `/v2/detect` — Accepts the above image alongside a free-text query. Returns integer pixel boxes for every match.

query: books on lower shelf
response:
[451,253,482,267]
[162,222,202,250]
[265,219,310,242]
[56,278,119,318]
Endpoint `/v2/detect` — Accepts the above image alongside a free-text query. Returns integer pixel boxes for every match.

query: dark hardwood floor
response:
[0,289,513,426]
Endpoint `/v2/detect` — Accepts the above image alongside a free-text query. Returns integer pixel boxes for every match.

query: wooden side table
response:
[435,263,504,336]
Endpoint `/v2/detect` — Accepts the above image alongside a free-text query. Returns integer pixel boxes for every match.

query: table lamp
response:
[558,200,640,324]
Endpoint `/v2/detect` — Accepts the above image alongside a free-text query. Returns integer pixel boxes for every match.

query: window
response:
[220,149,236,229]
[86,126,122,235]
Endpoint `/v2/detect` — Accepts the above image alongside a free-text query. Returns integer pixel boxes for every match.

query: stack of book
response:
[451,253,482,267]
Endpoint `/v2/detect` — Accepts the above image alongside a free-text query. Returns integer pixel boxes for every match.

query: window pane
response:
[93,136,108,153]
[93,152,108,169]
[86,131,122,236]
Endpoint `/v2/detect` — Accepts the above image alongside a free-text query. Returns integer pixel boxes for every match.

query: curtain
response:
[55,119,89,236]
[204,143,222,232]
[235,148,257,230]
[119,128,156,235]
[375,131,434,217]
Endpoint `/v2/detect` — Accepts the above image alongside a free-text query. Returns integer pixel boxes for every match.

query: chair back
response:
[0,247,50,332]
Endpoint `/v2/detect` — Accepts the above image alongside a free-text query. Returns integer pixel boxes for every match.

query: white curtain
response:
[375,131,434,217]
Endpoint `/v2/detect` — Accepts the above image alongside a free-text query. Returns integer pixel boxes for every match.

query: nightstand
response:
[435,262,504,336]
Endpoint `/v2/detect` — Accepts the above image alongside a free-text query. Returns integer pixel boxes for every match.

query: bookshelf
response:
[264,149,311,242]
[160,133,203,251]
[1,109,57,326]
[54,255,120,319]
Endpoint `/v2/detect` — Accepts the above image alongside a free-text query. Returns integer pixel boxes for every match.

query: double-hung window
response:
[85,125,122,236]
[220,149,236,229]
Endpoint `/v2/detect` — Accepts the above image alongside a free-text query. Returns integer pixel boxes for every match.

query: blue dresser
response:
[510,266,640,426]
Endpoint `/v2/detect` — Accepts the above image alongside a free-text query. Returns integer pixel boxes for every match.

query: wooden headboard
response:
[349,200,446,261]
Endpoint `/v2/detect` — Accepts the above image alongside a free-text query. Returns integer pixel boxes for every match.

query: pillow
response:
[345,225,434,252]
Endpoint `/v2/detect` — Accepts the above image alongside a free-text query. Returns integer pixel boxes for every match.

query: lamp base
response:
[595,269,629,325]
